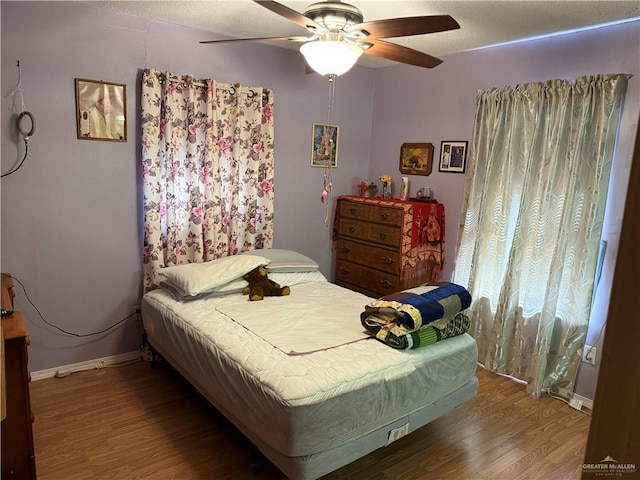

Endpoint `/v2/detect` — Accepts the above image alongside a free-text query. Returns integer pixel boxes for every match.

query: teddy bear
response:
[242,265,290,301]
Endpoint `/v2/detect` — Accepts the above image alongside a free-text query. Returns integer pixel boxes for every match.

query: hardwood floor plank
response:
[30,361,590,479]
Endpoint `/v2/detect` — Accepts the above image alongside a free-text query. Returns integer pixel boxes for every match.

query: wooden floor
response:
[30,360,591,480]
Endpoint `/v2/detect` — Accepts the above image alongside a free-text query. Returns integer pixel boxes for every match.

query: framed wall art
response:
[310,123,339,167]
[439,141,468,173]
[75,78,127,142]
[399,142,433,176]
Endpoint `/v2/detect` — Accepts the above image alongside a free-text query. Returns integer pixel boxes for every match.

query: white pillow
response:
[242,249,319,272]
[158,255,270,296]
[269,270,327,287]
[161,277,248,301]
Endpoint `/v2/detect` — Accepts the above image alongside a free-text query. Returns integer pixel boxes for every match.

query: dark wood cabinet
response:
[2,275,37,480]
[334,196,445,298]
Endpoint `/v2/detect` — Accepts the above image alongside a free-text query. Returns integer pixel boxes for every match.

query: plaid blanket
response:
[361,282,471,349]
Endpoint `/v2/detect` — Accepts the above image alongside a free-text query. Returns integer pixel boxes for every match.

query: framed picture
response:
[75,78,127,141]
[310,123,339,167]
[399,143,433,176]
[439,141,468,173]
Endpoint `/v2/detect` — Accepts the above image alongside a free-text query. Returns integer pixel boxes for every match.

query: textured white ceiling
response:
[94,0,640,67]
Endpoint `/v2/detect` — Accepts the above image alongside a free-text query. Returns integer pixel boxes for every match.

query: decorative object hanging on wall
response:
[75,78,126,142]
[310,123,339,167]
[399,142,433,176]
[439,141,468,173]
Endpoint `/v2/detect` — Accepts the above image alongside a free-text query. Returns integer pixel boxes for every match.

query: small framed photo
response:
[399,143,434,176]
[75,78,127,141]
[439,141,468,173]
[310,123,339,167]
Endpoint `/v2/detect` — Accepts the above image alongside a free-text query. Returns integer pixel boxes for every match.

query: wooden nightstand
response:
[1,274,37,479]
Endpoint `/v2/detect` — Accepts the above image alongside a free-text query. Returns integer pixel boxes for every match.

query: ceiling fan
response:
[200,0,460,76]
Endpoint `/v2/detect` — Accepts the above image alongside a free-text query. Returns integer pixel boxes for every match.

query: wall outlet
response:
[386,423,410,445]
[584,345,597,365]
[569,397,583,411]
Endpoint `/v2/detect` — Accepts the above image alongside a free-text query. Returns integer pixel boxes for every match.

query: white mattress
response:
[142,281,478,459]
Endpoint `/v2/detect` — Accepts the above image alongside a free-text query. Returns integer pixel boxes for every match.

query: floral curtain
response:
[141,68,275,291]
[453,74,629,397]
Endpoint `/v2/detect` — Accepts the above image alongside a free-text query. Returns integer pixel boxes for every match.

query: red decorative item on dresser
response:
[333,195,445,297]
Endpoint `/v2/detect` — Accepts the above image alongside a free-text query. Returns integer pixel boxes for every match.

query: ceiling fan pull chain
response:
[327,73,336,124]
[322,74,337,226]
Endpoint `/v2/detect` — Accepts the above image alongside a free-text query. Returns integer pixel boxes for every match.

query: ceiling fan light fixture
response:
[300,40,363,76]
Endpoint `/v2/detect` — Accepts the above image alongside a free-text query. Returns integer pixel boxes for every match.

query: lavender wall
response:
[1,1,638,401]
[368,21,640,400]
[1,1,373,371]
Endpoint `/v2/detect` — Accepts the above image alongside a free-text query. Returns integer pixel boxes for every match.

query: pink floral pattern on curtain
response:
[141,68,275,290]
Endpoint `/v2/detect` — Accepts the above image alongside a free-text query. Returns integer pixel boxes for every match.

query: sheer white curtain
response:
[141,69,275,291]
[454,74,629,397]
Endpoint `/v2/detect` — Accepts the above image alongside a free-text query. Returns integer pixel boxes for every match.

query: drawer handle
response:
[378,232,387,240]
[348,226,356,234]
[381,256,394,265]
[349,208,357,215]
[339,267,351,275]
[341,246,352,254]
[380,280,393,289]
[380,212,389,220]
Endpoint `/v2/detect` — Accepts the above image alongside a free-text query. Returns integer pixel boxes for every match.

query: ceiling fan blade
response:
[364,39,442,69]
[352,15,460,39]
[200,35,310,44]
[254,0,323,31]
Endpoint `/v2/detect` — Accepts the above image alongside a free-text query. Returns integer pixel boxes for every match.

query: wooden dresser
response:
[334,195,445,298]
[1,274,37,480]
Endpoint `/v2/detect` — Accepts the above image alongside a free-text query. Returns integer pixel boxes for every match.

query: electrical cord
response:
[54,358,142,378]
[546,390,592,416]
[1,273,136,337]
[1,138,29,178]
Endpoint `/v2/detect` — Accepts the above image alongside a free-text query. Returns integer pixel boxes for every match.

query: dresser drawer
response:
[339,200,368,221]
[368,206,403,227]
[338,218,401,248]
[339,200,403,227]
[335,260,399,296]
[337,218,368,240]
[336,239,400,275]
[367,223,401,247]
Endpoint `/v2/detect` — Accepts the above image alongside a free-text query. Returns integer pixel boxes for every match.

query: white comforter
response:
[211,280,371,354]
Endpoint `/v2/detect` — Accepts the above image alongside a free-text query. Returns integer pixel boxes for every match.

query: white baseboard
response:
[31,351,142,381]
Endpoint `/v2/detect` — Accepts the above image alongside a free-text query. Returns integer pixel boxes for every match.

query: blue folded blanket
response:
[361,282,472,348]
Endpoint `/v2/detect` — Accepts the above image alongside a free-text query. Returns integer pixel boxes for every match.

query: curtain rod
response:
[161,74,266,98]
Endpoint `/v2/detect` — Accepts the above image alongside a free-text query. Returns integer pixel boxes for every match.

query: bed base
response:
[141,330,159,367]
[146,333,478,480]
[252,377,477,479]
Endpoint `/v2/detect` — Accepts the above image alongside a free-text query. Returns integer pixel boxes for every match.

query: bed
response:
[141,250,478,479]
